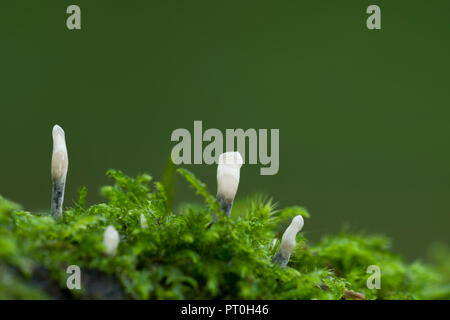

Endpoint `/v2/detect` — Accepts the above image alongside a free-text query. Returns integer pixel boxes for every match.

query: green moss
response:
[0,169,448,300]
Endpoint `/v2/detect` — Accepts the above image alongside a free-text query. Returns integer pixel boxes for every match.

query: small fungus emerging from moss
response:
[216,152,243,216]
[140,213,148,228]
[50,125,68,218]
[273,215,304,266]
[103,225,120,256]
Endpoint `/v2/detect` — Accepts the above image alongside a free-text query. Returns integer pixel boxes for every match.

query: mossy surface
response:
[0,169,448,300]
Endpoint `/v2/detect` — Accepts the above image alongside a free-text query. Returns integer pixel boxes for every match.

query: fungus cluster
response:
[47,126,304,266]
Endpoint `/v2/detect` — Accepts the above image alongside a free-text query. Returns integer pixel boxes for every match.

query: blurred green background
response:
[0,1,449,260]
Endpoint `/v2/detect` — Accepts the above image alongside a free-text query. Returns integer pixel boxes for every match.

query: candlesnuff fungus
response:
[103,225,120,256]
[140,213,148,228]
[272,215,304,267]
[50,125,68,218]
[216,151,243,216]
[208,152,243,228]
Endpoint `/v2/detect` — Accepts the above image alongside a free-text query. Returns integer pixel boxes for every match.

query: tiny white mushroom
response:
[50,125,68,218]
[272,215,304,267]
[140,213,148,228]
[103,225,120,256]
[216,151,243,216]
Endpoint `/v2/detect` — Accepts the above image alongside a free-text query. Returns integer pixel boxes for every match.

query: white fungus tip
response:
[218,152,244,168]
[51,124,68,182]
[217,152,243,203]
[282,215,304,241]
[140,214,148,228]
[290,215,304,232]
[52,124,65,137]
[278,215,305,261]
[103,225,120,256]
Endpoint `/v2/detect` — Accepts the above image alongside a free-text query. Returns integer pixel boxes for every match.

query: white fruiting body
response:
[217,152,243,203]
[216,152,243,216]
[279,215,304,255]
[272,215,304,266]
[140,213,148,228]
[50,125,68,218]
[51,125,68,181]
[103,225,120,256]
